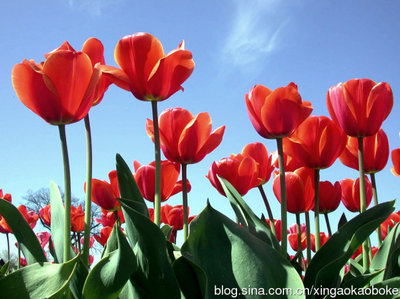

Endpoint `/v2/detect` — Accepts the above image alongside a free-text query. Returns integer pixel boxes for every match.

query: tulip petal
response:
[82,37,105,66]
[97,64,131,91]
[195,125,226,163]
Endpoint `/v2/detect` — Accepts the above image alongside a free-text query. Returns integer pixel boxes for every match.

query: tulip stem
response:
[324,213,332,237]
[18,245,21,269]
[182,163,189,242]
[83,114,92,268]
[258,185,276,238]
[370,173,382,246]
[151,101,162,226]
[314,169,321,251]
[296,213,302,264]
[58,124,72,262]
[276,137,288,255]
[305,211,312,263]
[357,136,369,272]
[6,233,10,263]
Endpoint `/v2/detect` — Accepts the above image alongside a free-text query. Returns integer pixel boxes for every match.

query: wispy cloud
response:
[65,0,120,16]
[222,0,288,72]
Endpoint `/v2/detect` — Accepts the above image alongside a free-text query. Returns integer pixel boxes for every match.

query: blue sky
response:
[0,0,400,248]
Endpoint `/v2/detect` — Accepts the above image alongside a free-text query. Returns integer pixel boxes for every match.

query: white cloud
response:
[223,0,288,71]
[65,0,120,16]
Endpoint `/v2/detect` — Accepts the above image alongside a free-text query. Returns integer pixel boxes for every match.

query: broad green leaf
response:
[338,213,348,230]
[0,199,46,264]
[69,256,88,299]
[338,277,400,299]
[103,223,119,257]
[371,223,400,284]
[0,254,78,299]
[119,197,181,298]
[304,201,395,292]
[0,261,9,277]
[341,268,385,289]
[50,181,75,263]
[217,176,281,251]
[181,202,304,298]
[116,154,149,217]
[82,224,136,299]
[173,256,206,299]
[161,224,173,241]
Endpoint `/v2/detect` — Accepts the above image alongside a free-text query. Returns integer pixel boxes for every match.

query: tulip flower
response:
[271,151,303,172]
[241,143,274,186]
[134,160,189,202]
[266,219,282,242]
[391,148,400,177]
[88,170,120,211]
[316,181,341,236]
[36,232,51,249]
[340,177,372,213]
[0,190,12,202]
[160,204,196,243]
[95,209,125,227]
[207,154,259,197]
[380,211,400,240]
[94,226,113,246]
[311,232,329,252]
[39,204,51,227]
[71,205,85,232]
[327,79,393,138]
[288,232,307,251]
[146,108,225,165]
[99,32,194,102]
[0,205,39,233]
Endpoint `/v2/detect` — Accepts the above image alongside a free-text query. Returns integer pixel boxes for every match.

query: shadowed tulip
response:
[88,170,120,211]
[339,129,389,174]
[146,107,225,164]
[245,83,313,139]
[283,116,346,169]
[391,148,400,177]
[380,211,400,240]
[311,232,329,252]
[327,78,393,137]
[71,205,85,232]
[39,204,51,227]
[316,181,341,213]
[266,219,282,242]
[94,226,113,246]
[99,32,195,101]
[340,177,373,212]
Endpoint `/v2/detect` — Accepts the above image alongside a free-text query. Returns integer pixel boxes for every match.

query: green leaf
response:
[0,261,9,277]
[82,223,136,299]
[217,176,281,251]
[116,154,149,217]
[338,213,348,230]
[50,181,75,263]
[161,224,173,241]
[119,197,181,298]
[341,268,385,289]
[181,202,304,298]
[0,254,78,299]
[173,256,206,299]
[371,223,400,284]
[304,200,395,292]
[0,199,46,264]
[69,256,88,299]
[337,277,400,299]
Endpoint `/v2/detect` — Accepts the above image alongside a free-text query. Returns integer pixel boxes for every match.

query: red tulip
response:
[95,209,125,227]
[327,78,393,137]
[391,148,400,177]
[88,170,120,211]
[316,181,341,213]
[380,211,400,240]
[288,232,307,251]
[273,167,315,214]
[99,32,195,101]
[284,116,346,169]
[0,205,39,233]
[134,160,189,202]
[266,219,282,242]
[71,205,85,232]
[207,154,259,196]
[146,107,225,164]
[245,83,313,139]
[311,232,329,252]
[36,232,51,249]
[12,45,100,125]
[39,204,51,226]
[339,129,389,174]
[161,204,185,230]
[241,142,274,186]
[340,177,372,212]
[0,189,12,202]
[271,151,303,172]
[94,226,113,246]
[289,223,306,234]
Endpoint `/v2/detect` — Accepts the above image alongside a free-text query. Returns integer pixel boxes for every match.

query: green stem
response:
[83,114,92,268]
[357,136,369,272]
[305,211,312,263]
[182,163,189,242]
[58,124,72,262]
[296,213,302,264]
[276,138,287,255]
[324,213,332,237]
[151,101,162,226]
[18,245,21,269]
[258,185,276,238]
[370,173,382,246]
[314,169,321,251]
[6,233,10,263]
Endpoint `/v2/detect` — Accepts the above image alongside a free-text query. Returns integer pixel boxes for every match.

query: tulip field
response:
[2,2,400,298]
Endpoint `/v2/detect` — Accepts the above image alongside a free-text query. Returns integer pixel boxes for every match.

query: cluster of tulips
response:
[0,30,399,297]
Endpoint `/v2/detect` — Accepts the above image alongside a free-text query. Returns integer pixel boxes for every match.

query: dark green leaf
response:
[304,201,395,292]
[82,224,136,299]
[217,176,281,251]
[371,223,400,284]
[119,197,180,298]
[173,256,206,299]
[181,202,304,298]
[0,261,9,277]
[116,154,149,217]
[338,213,348,230]
[69,256,88,299]
[0,254,78,299]
[341,268,384,289]
[0,199,46,264]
